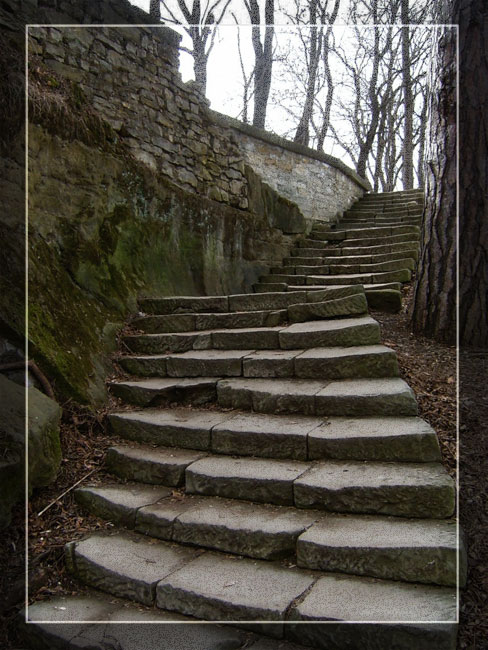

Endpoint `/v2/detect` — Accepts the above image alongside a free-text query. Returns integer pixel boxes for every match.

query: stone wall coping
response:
[209,109,371,191]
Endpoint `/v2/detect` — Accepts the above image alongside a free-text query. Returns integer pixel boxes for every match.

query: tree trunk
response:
[248,0,274,130]
[401,0,414,189]
[149,0,161,21]
[410,24,456,343]
[456,0,488,346]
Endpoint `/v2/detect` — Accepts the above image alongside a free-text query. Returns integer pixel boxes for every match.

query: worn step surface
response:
[109,409,442,462]
[24,592,307,650]
[75,482,462,586]
[123,314,381,354]
[217,376,418,417]
[64,530,457,640]
[119,344,398,381]
[296,513,463,586]
[186,455,453,517]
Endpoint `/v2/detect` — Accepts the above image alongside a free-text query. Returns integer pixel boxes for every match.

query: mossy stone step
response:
[217,377,417,417]
[297,513,464,587]
[261,270,410,287]
[109,409,441,462]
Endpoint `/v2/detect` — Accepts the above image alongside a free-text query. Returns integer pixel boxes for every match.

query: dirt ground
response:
[1,286,486,649]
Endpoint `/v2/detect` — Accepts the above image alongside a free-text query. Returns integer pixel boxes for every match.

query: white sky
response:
[128,1,434,184]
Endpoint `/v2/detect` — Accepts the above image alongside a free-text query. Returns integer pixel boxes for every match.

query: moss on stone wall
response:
[25,124,301,405]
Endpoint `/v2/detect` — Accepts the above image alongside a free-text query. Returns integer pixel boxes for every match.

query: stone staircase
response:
[25,191,464,650]
[254,188,424,312]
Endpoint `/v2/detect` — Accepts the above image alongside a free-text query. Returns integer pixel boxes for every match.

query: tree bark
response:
[401,0,414,189]
[247,0,274,130]
[410,24,457,343]
[456,0,488,346]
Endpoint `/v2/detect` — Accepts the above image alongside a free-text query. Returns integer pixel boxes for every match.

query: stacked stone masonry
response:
[28,25,367,218]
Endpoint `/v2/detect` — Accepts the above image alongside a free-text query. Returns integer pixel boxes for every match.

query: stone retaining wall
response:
[212,112,370,223]
[28,26,249,209]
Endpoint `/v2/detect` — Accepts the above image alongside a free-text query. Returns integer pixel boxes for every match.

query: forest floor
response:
[1,283,486,649]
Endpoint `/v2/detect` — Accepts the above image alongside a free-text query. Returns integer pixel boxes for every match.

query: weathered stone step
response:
[138,287,366,319]
[120,344,399,381]
[274,258,415,275]
[73,484,462,587]
[286,285,402,313]
[109,376,220,407]
[131,309,288,334]
[346,207,422,217]
[287,250,418,265]
[25,592,290,650]
[109,409,442,462]
[263,269,411,287]
[105,445,207,485]
[313,212,421,232]
[186,456,453,517]
[65,532,455,636]
[124,314,380,354]
[304,234,419,249]
[297,513,464,587]
[298,241,419,259]
[310,225,420,241]
[217,377,418,417]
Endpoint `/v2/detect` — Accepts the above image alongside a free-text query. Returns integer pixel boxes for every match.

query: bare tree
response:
[159,0,231,95]
[410,21,457,343]
[245,0,275,129]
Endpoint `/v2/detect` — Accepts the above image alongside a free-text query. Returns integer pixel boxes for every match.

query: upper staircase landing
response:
[255,189,424,313]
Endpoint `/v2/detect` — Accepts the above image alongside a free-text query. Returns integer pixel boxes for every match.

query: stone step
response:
[293,269,411,286]
[288,282,401,293]
[296,513,464,587]
[310,225,420,241]
[298,241,419,258]
[105,445,208,485]
[346,207,421,217]
[366,288,403,312]
[138,289,362,318]
[275,258,416,276]
[74,484,462,587]
[24,592,287,650]
[124,313,380,355]
[287,250,418,265]
[131,309,288,334]
[120,344,397,381]
[109,377,220,407]
[294,244,420,261]
[308,233,419,248]
[217,376,418,417]
[315,218,421,230]
[186,455,454,517]
[64,530,456,639]
[109,409,442,462]
[260,270,411,287]
[76,484,320,560]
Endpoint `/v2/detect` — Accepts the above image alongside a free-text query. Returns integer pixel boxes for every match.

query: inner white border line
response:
[25,21,460,628]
